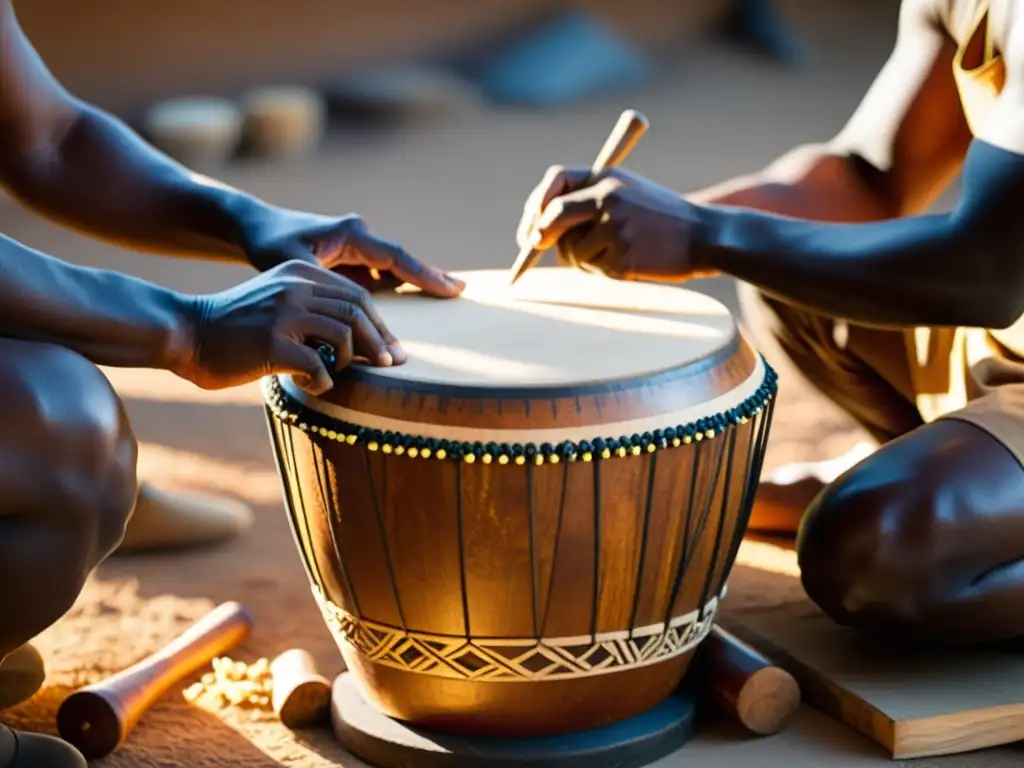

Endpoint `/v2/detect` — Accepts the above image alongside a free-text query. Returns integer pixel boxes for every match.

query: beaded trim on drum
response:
[263,362,777,465]
[313,587,721,682]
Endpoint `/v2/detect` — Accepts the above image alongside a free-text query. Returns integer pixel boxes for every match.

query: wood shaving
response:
[183,656,273,713]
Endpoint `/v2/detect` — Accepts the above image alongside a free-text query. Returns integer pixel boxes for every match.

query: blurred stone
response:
[721,0,811,67]
[143,97,242,169]
[241,86,326,161]
[326,65,483,124]
[472,10,656,107]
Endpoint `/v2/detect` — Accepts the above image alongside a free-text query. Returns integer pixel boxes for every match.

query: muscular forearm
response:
[686,144,895,223]
[0,232,195,368]
[692,141,1023,329]
[0,103,276,266]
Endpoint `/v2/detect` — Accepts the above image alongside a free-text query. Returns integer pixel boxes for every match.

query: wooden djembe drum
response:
[262,268,776,755]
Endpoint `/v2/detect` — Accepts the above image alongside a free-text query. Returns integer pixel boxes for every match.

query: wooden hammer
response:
[270,648,332,729]
[697,625,801,736]
[56,602,253,759]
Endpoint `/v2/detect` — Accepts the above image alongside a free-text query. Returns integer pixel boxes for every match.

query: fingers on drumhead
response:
[393,247,464,298]
[363,236,464,298]
[361,307,406,365]
[278,342,333,395]
[305,278,406,365]
[334,266,403,293]
[334,302,394,367]
[306,308,395,369]
[326,286,403,360]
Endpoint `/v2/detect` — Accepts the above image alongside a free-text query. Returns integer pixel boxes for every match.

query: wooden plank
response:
[720,601,1024,759]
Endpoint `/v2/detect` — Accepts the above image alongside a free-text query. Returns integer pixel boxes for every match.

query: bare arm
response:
[530,0,1021,327]
[689,0,970,222]
[522,0,990,323]
[0,1,274,265]
[0,233,194,368]
[689,0,1024,329]
[694,138,1024,328]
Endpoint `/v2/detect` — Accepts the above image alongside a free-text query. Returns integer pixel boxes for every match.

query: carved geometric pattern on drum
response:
[262,362,777,466]
[313,587,721,682]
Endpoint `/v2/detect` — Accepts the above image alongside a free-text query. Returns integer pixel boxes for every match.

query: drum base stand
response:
[330,672,698,768]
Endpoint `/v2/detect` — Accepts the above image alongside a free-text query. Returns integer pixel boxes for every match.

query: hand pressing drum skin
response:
[174,259,460,395]
[244,210,467,299]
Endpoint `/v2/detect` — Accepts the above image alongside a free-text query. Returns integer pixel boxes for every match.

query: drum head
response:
[356,268,736,389]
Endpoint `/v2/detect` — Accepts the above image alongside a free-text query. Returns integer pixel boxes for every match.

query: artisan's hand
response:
[246,211,466,297]
[517,166,715,282]
[179,260,406,395]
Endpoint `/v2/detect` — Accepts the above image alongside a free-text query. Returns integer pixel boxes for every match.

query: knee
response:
[6,344,138,561]
[796,464,943,634]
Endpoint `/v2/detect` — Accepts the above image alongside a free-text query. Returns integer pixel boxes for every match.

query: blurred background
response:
[2,4,944,765]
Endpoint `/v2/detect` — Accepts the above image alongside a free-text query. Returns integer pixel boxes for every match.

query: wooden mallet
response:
[270,648,332,729]
[56,601,253,759]
[697,625,801,736]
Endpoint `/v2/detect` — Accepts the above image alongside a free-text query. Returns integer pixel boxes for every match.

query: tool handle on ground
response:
[271,648,332,729]
[699,625,801,736]
[508,108,649,285]
[56,601,253,759]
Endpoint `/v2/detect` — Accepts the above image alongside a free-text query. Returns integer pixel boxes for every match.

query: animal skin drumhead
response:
[357,268,738,389]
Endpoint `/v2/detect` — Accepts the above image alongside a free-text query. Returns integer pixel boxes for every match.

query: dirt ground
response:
[2,3,1022,765]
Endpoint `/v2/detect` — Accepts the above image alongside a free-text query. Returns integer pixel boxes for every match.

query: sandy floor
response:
[2,2,1021,765]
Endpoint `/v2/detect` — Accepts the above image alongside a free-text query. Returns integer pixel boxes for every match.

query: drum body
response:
[263,268,776,736]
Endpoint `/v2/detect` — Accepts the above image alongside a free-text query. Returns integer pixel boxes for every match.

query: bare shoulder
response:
[829,0,959,172]
[905,0,954,35]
